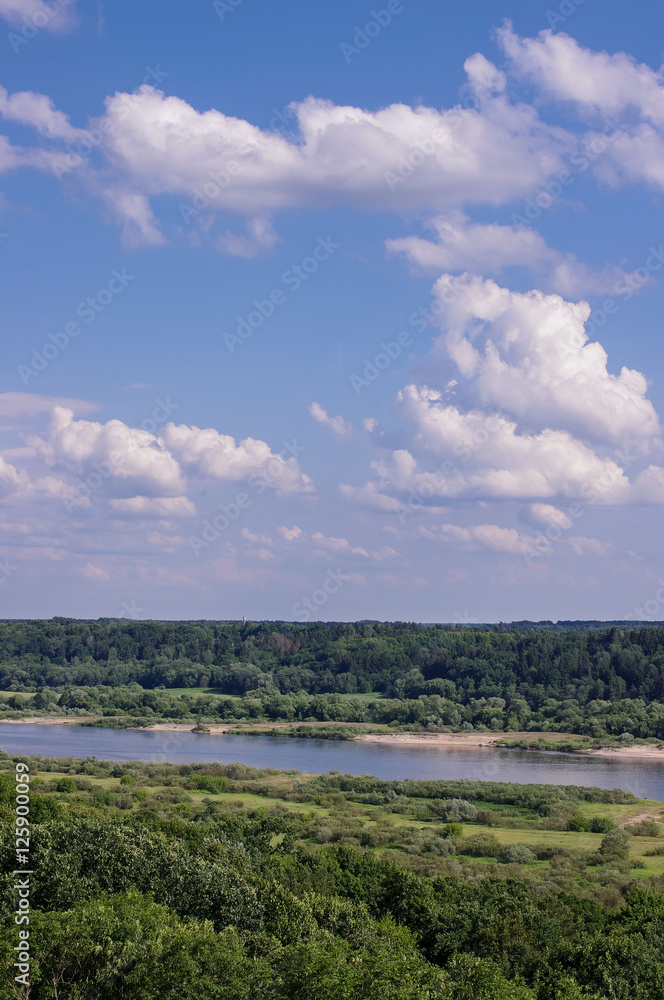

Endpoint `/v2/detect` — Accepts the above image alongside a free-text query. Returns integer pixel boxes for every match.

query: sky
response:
[2,0,664,624]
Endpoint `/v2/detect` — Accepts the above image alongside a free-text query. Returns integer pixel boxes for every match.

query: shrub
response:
[437,798,478,822]
[189,775,230,794]
[503,844,536,864]
[599,828,632,859]
[56,777,77,793]
[458,834,502,858]
[442,823,463,838]
[590,817,614,834]
[568,814,590,832]
[120,774,137,785]
[429,837,456,857]
[630,820,661,837]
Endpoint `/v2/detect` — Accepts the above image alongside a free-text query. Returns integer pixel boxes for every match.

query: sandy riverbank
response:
[586,744,664,760]
[132,723,233,733]
[355,732,535,748]
[355,732,664,760]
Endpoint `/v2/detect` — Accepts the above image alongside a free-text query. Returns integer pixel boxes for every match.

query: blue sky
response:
[2,0,664,623]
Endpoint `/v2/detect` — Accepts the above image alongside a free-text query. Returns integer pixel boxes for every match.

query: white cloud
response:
[161,423,314,494]
[0,69,576,244]
[18,406,313,515]
[241,527,273,544]
[390,389,633,502]
[216,217,279,257]
[498,25,664,192]
[429,274,661,451]
[311,531,370,558]
[346,271,664,513]
[0,455,25,496]
[528,503,573,530]
[498,24,664,126]
[339,480,411,512]
[386,212,637,297]
[29,407,185,497]
[0,85,83,141]
[277,524,397,562]
[101,189,167,248]
[420,521,541,555]
[309,402,353,440]
[568,535,612,556]
[277,525,303,541]
[0,0,77,32]
[109,496,196,517]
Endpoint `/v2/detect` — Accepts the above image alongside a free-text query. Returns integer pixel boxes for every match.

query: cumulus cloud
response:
[498,24,664,126]
[429,274,660,450]
[0,85,83,141]
[527,503,573,530]
[344,272,664,512]
[309,402,353,440]
[0,455,25,497]
[419,521,540,555]
[568,535,612,556]
[0,63,576,245]
[386,212,638,297]
[21,407,313,506]
[498,25,664,192]
[109,496,196,517]
[277,525,303,542]
[365,428,631,504]
[28,407,185,498]
[161,423,313,494]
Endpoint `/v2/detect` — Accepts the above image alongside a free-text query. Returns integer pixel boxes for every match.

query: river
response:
[2,723,663,799]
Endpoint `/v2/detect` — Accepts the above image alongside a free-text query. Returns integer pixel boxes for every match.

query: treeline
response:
[7,682,664,739]
[4,620,664,699]
[4,619,664,737]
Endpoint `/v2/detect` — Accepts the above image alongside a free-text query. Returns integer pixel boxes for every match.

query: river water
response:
[2,723,663,799]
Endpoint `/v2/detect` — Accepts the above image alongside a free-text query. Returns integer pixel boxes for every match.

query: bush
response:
[442,823,463,838]
[56,777,77,793]
[189,775,230,794]
[120,774,136,785]
[458,834,502,858]
[436,798,478,822]
[568,814,590,832]
[599,828,632,859]
[630,820,661,837]
[429,837,456,857]
[590,817,614,834]
[503,844,536,864]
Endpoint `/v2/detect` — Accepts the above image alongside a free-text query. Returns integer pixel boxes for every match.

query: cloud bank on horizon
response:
[2,6,664,621]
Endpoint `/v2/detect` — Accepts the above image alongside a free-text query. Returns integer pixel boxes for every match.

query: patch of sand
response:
[354,732,664,760]
[586,744,664,761]
[354,732,525,748]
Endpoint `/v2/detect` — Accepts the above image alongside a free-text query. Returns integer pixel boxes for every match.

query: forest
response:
[3,620,664,738]
[2,750,664,998]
